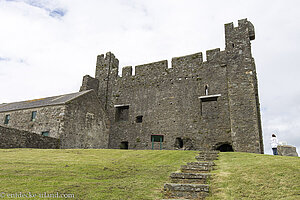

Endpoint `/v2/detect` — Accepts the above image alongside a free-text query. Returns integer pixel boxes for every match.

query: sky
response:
[0,0,299,155]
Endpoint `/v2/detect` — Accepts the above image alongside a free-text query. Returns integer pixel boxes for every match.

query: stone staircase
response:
[163,151,219,200]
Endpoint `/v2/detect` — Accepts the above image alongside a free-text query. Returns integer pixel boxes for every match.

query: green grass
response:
[208,152,300,200]
[0,149,198,200]
[1,150,299,200]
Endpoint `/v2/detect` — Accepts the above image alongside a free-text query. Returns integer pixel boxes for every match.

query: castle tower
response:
[225,19,263,153]
[95,52,119,110]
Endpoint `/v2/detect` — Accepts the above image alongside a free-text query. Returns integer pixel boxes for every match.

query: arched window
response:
[205,85,209,96]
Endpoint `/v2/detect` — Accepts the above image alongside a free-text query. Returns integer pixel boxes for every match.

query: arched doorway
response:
[216,143,233,152]
[175,137,184,149]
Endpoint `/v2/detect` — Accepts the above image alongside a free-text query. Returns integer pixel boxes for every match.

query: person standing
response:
[271,134,279,155]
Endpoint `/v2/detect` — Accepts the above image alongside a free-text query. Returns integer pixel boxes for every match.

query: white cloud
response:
[0,0,300,155]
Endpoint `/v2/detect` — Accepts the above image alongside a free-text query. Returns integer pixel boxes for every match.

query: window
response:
[31,111,37,121]
[136,115,143,123]
[205,85,209,96]
[41,131,49,136]
[4,114,10,124]
[115,105,129,122]
[151,135,164,142]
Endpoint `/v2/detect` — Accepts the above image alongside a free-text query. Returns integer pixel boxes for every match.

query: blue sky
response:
[0,0,300,155]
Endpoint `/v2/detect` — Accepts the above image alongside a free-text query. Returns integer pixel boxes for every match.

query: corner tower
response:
[225,19,263,153]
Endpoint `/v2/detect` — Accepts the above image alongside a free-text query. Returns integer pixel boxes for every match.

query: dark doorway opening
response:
[217,144,233,152]
[175,137,184,149]
[120,141,128,149]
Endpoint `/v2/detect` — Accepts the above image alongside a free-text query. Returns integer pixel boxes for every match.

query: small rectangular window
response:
[136,115,143,123]
[41,131,49,136]
[151,135,164,142]
[115,105,129,122]
[31,111,37,121]
[4,114,10,124]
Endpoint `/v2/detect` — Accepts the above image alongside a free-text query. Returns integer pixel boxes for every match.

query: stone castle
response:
[0,19,264,153]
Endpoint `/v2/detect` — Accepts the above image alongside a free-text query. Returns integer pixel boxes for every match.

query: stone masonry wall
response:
[0,125,60,149]
[61,90,109,149]
[105,51,232,150]
[0,105,65,138]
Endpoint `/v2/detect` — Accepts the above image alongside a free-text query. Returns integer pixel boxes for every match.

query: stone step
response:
[170,172,211,184]
[187,161,215,167]
[180,165,211,173]
[164,183,209,199]
[200,150,220,154]
[198,152,219,156]
[195,155,218,161]
[162,199,190,200]
[198,154,219,157]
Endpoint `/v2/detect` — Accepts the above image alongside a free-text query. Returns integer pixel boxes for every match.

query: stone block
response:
[278,145,298,157]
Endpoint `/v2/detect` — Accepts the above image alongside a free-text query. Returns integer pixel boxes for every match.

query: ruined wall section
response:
[225,19,263,153]
[0,125,60,149]
[80,75,99,92]
[107,49,232,150]
[62,90,110,149]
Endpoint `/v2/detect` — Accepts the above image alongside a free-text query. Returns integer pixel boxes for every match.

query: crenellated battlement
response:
[94,48,228,81]
[135,60,168,78]
[90,19,256,81]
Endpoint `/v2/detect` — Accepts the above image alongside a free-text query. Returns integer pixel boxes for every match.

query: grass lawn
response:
[0,149,198,200]
[208,152,300,200]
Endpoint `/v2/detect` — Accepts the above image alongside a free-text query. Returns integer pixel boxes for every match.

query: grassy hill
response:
[0,149,198,200]
[0,149,299,200]
[207,152,300,200]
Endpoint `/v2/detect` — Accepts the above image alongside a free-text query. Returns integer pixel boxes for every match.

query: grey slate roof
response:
[0,90,92,113]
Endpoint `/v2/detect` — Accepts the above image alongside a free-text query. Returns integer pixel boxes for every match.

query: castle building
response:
[0,19,264,153]
[0,90,109,148]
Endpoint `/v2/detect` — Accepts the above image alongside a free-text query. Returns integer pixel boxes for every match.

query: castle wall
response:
[61,90,109,149]
[97,51,232,150]
[0,125,60,149]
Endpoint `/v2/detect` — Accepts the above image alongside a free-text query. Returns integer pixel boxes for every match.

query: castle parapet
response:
[171,52,203,70]
[122,66,132,77]
[206,48,220,62]
[135,60,168,78]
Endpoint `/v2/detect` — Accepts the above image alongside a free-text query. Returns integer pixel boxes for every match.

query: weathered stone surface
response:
[164,183,209,199]
[181,165,211,173]
[170,172,211,184]
[0,126,59,148]
[79,18,263,153]
[278,145,298,157]
[195,155,219,161]
[187,161,215,167]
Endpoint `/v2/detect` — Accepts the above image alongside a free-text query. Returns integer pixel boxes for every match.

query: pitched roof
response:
[0,90,93,113]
